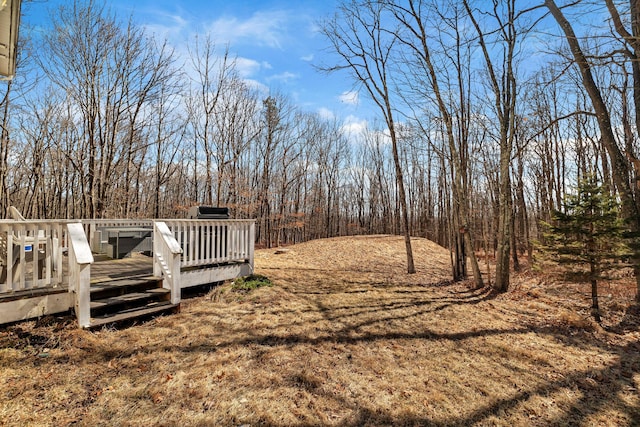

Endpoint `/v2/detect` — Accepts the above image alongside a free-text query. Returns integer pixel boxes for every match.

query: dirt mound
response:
[257,234,453,285]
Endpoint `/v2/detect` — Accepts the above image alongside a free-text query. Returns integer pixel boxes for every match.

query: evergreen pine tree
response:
[542,175,630,322]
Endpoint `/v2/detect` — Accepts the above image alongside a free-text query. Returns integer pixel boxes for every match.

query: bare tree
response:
[0,81,12,217]
[149,80,186,218]
[38,0,177,218]
[186,37,238,206]
[462,0,522,292]
[212,77,260,209]
[388,0,484,286]
[321,0,415,273]
[254,93,297,248]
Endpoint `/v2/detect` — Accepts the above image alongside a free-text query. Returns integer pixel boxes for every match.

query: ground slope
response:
[0,235,638,426]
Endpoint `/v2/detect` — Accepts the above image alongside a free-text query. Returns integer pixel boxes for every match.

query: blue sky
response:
[22,0,370,134]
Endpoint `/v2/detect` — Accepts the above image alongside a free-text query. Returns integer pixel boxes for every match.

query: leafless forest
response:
[2,0,640,295]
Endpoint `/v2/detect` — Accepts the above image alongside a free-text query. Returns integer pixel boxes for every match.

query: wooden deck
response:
[0,253,168,327]
[90,253,153,283]
[0,253,153,304]
[0,250,244,301]
[0,219,255,327]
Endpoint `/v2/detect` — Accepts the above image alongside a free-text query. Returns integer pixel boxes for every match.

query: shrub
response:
[231,274,273,292]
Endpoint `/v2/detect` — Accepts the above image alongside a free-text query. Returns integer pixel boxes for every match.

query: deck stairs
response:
[88,275,179,328]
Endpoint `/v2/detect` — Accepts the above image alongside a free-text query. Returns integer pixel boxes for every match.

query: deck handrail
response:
[67,222,94,328]
[153,221,182,304]
[0,220,71,292]
[163,219,255,269]
[80,219,255,271]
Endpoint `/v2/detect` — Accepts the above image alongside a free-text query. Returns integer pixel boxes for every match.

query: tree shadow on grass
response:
[610,302,640,334]
[199,280,639,426]
[335,348,639,426]
[8,277,639,426]
[218,316,638,427]
[241,332,640,427]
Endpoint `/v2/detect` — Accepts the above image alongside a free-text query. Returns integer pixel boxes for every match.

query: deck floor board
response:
[90,253,153,283]
[0,253,154,303]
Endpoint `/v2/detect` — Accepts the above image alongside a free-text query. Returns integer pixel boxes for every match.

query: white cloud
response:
[243,79,269,95]
[267,71,299,84]
[308,21,322,35]
[317,107,334,120]
[138,10,189,40]
[339,90,359,105]
[338,116,395,146]
[207,11,290,49]
[340,115,368,142]
[235,57,262,78]
[301,54,314,62]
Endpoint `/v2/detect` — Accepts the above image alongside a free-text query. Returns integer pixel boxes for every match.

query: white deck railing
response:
[0,218,255,327]
[163,219,255,268]
[0,219,255,295]
[0,220,71,292]
[82,219,255,269]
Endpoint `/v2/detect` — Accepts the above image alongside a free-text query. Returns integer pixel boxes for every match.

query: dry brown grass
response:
[0,234,639,426]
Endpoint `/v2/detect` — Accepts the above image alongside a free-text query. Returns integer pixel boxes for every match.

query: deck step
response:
[90,276,162,300]
[89,302,179,329]
[90,288,170,312]
[88,275,176,328]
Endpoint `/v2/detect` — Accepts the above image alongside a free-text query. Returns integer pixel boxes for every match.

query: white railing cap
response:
[67,223,94,264]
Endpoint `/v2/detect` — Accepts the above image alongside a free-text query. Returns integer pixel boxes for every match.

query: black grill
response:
[188,206,230,219]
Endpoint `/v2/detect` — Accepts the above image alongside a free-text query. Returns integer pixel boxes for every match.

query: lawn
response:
[0,235,638,426]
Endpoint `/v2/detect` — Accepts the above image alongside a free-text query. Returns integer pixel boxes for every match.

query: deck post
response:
[67,223,94,328]
[153,221,182,305]
[249,221,255,272]
[169,246,181,305]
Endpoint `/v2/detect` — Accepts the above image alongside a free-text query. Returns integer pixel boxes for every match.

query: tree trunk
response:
[0,81,11,217]
[388,120,416,274]
[590,270,601,323]
[495,151,512,292]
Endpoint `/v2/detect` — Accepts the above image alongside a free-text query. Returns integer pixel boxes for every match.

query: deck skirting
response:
[0,290,71,324]
[181,261,253,288]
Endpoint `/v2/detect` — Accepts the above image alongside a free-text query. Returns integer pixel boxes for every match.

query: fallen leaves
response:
[0,236,638,426]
